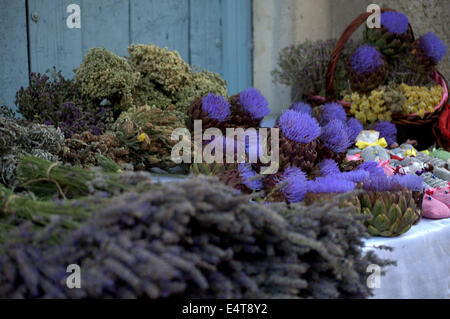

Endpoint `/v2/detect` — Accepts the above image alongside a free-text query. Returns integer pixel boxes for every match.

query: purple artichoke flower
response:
[418,32,447,64]
[239,88,270,120]
[290,102,312,115]
[279,110,321,144]
[339,170,370,183]
[279,166,308,203]
[350,45,384,74]
[238,163,263,191]
[202,93,231,122]
[359,161,384,176]
[373,120,397,146]
[320,102,347,124]
[346,118,364,143]
[319,159,340,176]
[320,119,351,154]
[308,177,355,194]
[381,11,409,34]
[392,175,423,192]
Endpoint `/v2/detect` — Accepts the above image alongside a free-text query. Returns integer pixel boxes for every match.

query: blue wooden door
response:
[0,0,253,111]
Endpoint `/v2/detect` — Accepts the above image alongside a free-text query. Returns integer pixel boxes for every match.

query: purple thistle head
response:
[238,163,263,191]
[418,32,447,64]
[290,102,312,115]
[350,45,384,74]
[279,110,321,144]
[381,11,409,34]
[320,102,347,124]
[202,93,231,122]
[238,87,270,120]
[392,175,423,192]
[359,161,385,177]
[308,177,355,194]
[363,175,395,192]
[373,120,397,145]
[339,170,370,183]
[319,159,340,176]
[320,119,351,154]
[346,118,364,143]
[279,167,308,203]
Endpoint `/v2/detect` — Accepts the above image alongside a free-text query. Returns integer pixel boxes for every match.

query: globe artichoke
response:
[358,190,422,237]
[228,88,270,129]
[188,93,231,132]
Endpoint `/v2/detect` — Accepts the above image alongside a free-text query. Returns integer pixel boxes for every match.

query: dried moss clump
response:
[128,44,192,95]
[0,177,391,299]
[75,48,140,113]
[113,105,187,170]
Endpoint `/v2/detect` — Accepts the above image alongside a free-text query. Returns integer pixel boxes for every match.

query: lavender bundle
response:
[0,177,391,299]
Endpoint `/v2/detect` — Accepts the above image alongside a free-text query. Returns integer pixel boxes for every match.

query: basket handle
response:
[325,8,414,99]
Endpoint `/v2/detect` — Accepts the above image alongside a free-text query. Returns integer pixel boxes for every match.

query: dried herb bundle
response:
[0,177,391,299]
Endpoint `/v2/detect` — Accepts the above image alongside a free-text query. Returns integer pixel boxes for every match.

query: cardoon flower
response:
[238,163,263,191]
[202,93,231,122]
[373,120,397,145]
[392,175,423,192]
[346,118,364,143]
[290,102,312,115]
[279,166,308,203]
[350,45,384,74]
[339,170,370,183]
[359,161,385,177]
[238,88,270,120]
[418,32,447,64]
[279,110,321,144]
[308,177,355,194]
[319,159,340,176]
[363,175,401,192]
[381,11,409,34]
[320,102,347,124]
[320,119,351,154]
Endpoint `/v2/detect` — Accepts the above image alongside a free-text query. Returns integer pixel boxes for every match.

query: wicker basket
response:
[311,8,449,149]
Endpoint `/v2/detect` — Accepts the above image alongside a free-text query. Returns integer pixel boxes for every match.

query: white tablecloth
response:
[364,218,450,299]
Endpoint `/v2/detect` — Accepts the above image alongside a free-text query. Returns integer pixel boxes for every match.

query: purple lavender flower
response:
[320,120,351,154]
[290,102,312,115]
[392,175,423,192]
[418,32,447,64]
[320,102,347,124]
[319,159,340,176]
[238,88,270,120]
[278,110,321,144]
[381,11,409,34]
[350,45,384,74]
[346,118,364,143]
[238,163,263,191]
[202,93,231,122]
[359,161,385,177]
[373,120,397,146]
[279,166,308,203]
[308,177,355,194]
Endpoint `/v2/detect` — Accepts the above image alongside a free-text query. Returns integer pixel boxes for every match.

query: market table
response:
[364,218,450,299]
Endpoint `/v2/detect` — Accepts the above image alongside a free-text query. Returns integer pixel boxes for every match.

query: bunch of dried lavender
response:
[0,177,391,299]
[15,68,112,137]
[0,117,65,187]
[272,39,359,101]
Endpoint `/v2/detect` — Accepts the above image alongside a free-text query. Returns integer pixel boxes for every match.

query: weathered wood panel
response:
[189,0,222,74]
[0,0,29,110]
[28,0,82,78]
[221,0,253,95]
[130,0,189,62]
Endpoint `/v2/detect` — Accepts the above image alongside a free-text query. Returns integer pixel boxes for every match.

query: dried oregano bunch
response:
[127,44,192,95]
[75,48,140,113]
[0,117,64,187]
[0,176,391,299]
[61,131,130,168]
[113,105,187,170]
